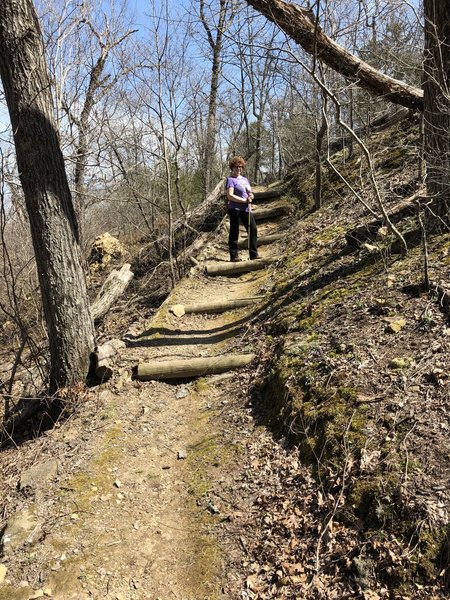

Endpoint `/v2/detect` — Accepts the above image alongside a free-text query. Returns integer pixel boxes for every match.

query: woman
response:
[225,156,259,262]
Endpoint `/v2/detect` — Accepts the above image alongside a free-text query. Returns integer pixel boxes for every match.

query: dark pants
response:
[228,208,258,259]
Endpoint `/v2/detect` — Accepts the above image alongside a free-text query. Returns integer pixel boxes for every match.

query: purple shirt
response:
[226,175,251,212]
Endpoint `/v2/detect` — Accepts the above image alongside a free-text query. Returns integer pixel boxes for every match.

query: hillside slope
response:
[1,114,449,599]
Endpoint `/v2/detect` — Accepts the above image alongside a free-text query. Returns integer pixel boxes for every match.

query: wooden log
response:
[91,263,134,322]
[170,296,265,316]
[237,233,283,249]
[136,353,256,381]
[205,258,275,276]
[345,195,420,247]
[253,190,282,202]
[253,204,290,221]
[92,339,126,381]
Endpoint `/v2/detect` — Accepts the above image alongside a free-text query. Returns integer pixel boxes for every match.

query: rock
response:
[170,304,185,318]
[20,460,58,494]
[176,386,189,399]
[384,316,406,333]
[0,563,7,583]
[177,449,187,460]
[206,501,220,515]
[363,243,378,254]
[389,357,412,369]
[1,507,41,555]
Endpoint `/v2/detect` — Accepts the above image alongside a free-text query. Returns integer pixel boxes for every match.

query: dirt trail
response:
[0,195,286,600]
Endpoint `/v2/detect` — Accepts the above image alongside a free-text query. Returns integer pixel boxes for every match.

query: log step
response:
[237,233,283,249]
[136,353,256,381]
[170,296,264,317]
[253,204,290,221]
[205,258,275,277]
[253,190,282,202]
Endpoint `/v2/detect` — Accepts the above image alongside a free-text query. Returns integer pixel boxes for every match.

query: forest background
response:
[0,0,429,404]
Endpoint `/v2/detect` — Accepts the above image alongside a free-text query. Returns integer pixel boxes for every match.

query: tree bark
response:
[0,0,95,391]
[136,353,256,381]
[423,0,450,222]
[244,0,423,111]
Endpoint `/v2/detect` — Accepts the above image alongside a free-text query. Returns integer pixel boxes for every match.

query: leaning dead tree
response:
[244,0,423,111]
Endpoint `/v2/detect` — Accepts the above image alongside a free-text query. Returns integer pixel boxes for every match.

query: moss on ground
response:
[254,191,448,590]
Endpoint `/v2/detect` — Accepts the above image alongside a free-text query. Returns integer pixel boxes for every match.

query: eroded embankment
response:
[252,159,450,591]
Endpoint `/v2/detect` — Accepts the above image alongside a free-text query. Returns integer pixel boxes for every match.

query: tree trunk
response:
[0,0,95,392]
[314,86,328,211]
[423,0,450,223]
[244,0,423,111]
[200,0,230,197]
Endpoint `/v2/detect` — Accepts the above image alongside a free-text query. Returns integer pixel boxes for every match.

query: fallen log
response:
[245,0,423,111]
[205,258,275,276]
[136,353,256,381]
[253,204,290,221]
[238,233,283,249]
[345,195,421,247]
[169,296,265,317]
[91,339,126,381]
[133,180,225,276]
[91,263,134,322]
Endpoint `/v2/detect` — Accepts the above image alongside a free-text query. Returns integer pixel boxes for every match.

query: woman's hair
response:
[229,156,245,169]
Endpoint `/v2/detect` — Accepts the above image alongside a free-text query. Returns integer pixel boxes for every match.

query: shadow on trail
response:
[256,245,385,323]
[125,311,258,348]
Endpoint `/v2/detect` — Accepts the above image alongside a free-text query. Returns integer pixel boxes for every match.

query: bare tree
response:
[41,0,137,245]
[198,0,235,195]
[0,0,95,392]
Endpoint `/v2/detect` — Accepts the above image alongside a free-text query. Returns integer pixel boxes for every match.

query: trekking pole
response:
[247,188,252,257]
[248,200,251,256]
